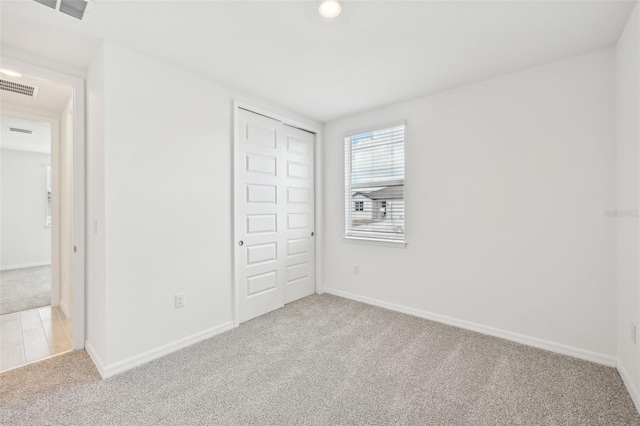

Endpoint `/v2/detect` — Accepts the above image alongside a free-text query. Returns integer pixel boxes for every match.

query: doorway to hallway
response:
[0,70,79,372]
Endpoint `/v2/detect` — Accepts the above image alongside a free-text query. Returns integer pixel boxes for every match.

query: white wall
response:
[85,41,321,370]
[0,149,52,269]
[59,96,74,318]
[323,48,617,360]
[616,2,640,404]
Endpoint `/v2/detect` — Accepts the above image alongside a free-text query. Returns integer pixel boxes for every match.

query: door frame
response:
[232,101,323,327]
[1,56,86,350]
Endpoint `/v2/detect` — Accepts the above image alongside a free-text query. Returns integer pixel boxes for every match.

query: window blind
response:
[345,123,405,241]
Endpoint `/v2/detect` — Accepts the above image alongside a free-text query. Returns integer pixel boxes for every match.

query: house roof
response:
[354,186,404,201]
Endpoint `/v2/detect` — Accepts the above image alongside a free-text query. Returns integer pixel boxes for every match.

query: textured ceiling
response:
[0,0,635,122]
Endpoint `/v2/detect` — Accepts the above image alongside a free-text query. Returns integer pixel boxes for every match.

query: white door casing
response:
[0,56,86,349]
[236,108,315,323]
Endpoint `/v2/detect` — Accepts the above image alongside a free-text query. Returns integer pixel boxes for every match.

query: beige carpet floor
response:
[1,294,638,425]
[0,266,51,315]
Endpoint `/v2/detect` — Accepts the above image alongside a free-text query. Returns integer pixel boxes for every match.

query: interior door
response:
[237,108,315,323]
[283,124,315,304]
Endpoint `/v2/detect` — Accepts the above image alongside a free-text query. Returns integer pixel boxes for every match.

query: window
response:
[345,123,405,244]
[46,166,52,227]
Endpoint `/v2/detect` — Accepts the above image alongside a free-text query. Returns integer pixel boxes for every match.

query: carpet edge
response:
[323,287,617,367]
[85,340,107,379]
[618,359,640,415]
[96,321,235,379]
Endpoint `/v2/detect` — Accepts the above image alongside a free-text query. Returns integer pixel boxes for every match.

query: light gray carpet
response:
[1,294,638,425]
[0,266,51,315]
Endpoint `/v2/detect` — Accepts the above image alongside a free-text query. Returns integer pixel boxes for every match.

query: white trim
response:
[84,340,107,378]
[324,288,617,367]
[1,55,87,351]
[0,261,52,271]
[617,359,640,414]
[88,321,235,379]
[343,236,407,248]
[315,118,324,295]
[59,299,71,319]
[232,101,322,327]
[233,103,241,328]
[235,102,322,135]
[343,120,406,138]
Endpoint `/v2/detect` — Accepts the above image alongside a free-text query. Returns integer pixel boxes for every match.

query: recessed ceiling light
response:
[0,69,22,78]
[319,0,341,19]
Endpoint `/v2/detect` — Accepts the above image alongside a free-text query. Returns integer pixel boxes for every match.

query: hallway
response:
[0,305,72,372]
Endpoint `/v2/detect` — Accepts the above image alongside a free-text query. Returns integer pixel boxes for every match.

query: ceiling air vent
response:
[33,0,57,9]
[0,79,39,97]
[59,0,88,20]
[9,128,33,135]
[33,0,89,20]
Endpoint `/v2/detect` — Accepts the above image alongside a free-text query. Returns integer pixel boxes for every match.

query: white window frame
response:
[344,121,407,248]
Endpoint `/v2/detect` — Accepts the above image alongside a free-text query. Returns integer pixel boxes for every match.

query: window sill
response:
[343,236,407,248]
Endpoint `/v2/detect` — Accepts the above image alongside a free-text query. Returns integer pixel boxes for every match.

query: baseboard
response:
[84,340,107,379]
[59,299,71,319]
[0,261,51,271]
[96,321,235,379]
[617,359,640,414]
[323,288,617,367]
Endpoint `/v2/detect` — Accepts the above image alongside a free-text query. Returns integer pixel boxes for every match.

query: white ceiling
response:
[0,116,52,154]
[0,0,636,122]
[0,73,73,113]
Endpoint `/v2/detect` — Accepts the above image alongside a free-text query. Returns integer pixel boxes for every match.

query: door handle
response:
[238,241,244,246]
[311,232,315,237]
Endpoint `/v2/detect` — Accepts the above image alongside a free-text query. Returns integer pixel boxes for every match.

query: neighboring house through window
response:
[344,123,405,243]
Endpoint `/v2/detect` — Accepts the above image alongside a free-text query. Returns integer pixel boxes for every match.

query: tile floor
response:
[0,306,73,372]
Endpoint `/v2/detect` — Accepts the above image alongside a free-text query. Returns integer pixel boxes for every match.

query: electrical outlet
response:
[632,323,637,345]
[353,264,360,274]
[175,293,186,309]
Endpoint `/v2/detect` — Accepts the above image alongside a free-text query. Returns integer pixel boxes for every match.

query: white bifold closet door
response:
[237,108,315,323]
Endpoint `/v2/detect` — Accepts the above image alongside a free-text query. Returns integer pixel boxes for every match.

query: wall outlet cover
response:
[175,293,186,308]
